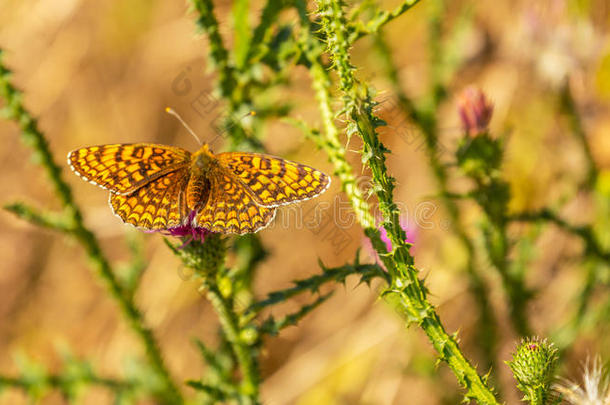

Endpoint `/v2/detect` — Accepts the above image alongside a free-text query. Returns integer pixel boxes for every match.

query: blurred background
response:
[1,0,609,403]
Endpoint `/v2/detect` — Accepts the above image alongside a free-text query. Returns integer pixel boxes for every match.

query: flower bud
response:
[458,87,494,137]
[507,337,559,403]
[177,232,226,275]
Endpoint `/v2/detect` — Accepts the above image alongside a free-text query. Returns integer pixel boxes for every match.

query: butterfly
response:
[67,143,330,235]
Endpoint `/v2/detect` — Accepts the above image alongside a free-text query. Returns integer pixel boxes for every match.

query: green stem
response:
[296,4,374,230]
[508,209,609,264]
[190,0,235,99]
[168,234,261,403]
[0,50,183,405]
[248,261,389,313]
[259,292,333,336]
[298,10,496,398]
[189,0,264,152]
[244,0,288,65]
[376,0,530,338]
[232,0,251,68]
[204,281,259,403]
[372,31,499,370]
[4,203,73,232]
[314,0,499,402]
[296,0,396,273]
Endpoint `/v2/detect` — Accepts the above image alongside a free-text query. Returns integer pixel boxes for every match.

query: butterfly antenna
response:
[165,107,202,146]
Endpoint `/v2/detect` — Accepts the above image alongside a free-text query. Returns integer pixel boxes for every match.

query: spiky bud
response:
[174,233,226,276]
[507,337,559,405]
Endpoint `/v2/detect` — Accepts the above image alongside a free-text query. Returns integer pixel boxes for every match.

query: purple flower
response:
[457,87,494,137]
[151,211,211,243]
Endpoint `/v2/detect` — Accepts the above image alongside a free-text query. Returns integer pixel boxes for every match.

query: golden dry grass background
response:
[1,0,610,404]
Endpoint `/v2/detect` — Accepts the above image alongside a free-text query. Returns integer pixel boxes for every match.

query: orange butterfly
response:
[68,143,330,235]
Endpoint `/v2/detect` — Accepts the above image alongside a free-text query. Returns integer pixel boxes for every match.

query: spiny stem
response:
[259,292,333,336]
[372,30,499,371]
[315,1,499,401]
[0,50,183,405]
[318,0,408,270]
[296,0,396,274]
[296,1,374,230]
[248,261,389,313]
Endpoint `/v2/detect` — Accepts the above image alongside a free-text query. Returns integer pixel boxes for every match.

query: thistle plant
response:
[1,0,610,404]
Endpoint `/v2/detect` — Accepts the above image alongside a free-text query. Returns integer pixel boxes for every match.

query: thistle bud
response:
[455,87,502,179]
[507,337,559,404]
[458,87,494,137]
[174,232,226,276]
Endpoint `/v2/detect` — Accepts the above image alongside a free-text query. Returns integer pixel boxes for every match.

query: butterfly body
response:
[68,143,330,235]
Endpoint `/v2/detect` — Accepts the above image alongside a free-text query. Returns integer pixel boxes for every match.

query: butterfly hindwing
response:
[195,167,276,234]
[216,152,330,207]
[68,143,191,195]
[109,168,190,230]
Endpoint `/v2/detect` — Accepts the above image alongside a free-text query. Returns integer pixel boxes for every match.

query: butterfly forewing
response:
[68,143,191,194]
[216,152,330,207]
[110,167,190,229]
[195,167,276,234]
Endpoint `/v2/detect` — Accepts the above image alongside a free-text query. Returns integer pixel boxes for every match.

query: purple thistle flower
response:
[149,211,211,243]
[457,87,494,137]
